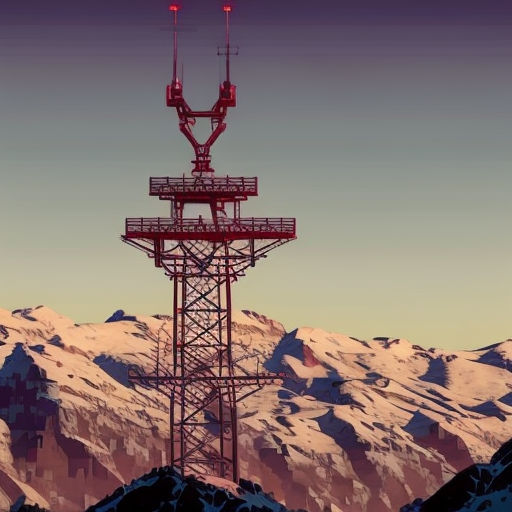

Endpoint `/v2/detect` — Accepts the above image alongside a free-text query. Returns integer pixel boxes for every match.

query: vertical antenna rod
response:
[223,5,232,85]
[170,4,180,85]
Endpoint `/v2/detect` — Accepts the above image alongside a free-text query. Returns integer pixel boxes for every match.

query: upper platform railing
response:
[150,176,257,198]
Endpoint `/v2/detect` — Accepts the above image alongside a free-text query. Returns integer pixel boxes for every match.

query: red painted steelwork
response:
[122,4,296,483]
[150,176,258,200]
[125,217,296,241]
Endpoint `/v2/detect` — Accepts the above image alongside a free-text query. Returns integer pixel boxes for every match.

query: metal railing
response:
[126,217,295,235]
[150,176,257,195]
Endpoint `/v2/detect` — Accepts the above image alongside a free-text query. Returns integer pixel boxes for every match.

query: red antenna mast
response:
[123,4,296,482]
[166,3,237,176]
[170,4,180,86]
[223,4,232,84]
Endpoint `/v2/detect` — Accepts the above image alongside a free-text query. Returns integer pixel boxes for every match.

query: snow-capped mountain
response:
[0,306,510,512]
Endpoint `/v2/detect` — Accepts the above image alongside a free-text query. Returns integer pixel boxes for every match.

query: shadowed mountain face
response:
[0,306,511,512]
[401,438,512,512]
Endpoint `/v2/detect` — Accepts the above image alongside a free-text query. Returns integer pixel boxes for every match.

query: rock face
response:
[0,306,510,512]
[9,495,50,512]
[0,307,172,511]
[401,437,512,512]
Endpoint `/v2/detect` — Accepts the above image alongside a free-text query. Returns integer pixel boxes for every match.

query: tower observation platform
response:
[122,3,296,482]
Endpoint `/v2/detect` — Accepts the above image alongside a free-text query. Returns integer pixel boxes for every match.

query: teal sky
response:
[1,1,511,349]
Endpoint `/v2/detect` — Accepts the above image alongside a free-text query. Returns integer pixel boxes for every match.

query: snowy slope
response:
[0,306,510,512]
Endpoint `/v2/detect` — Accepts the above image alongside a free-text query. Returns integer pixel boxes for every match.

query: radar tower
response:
[123,4,296,482]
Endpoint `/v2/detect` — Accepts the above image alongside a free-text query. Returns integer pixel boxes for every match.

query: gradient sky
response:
[1,0,511,350]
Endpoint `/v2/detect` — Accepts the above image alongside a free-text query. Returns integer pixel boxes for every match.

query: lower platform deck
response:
[124,217,296,241]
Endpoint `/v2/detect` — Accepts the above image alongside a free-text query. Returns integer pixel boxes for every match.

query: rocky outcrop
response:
[401,437,512,512]
[9,495,50,512]
[85,466,305,512]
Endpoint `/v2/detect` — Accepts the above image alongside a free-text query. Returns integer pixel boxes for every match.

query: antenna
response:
[223,4,232,85]
[166,2,237,172]
[169,4,180,85]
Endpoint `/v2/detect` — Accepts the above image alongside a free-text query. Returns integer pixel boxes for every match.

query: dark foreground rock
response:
[401,438,512,512]
[9,495,50,512]
[85,466,307,512]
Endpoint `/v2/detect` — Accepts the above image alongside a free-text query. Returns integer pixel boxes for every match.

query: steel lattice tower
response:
[122,4,296,482]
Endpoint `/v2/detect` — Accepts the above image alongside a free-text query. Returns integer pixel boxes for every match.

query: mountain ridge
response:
[0,305,510,512]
